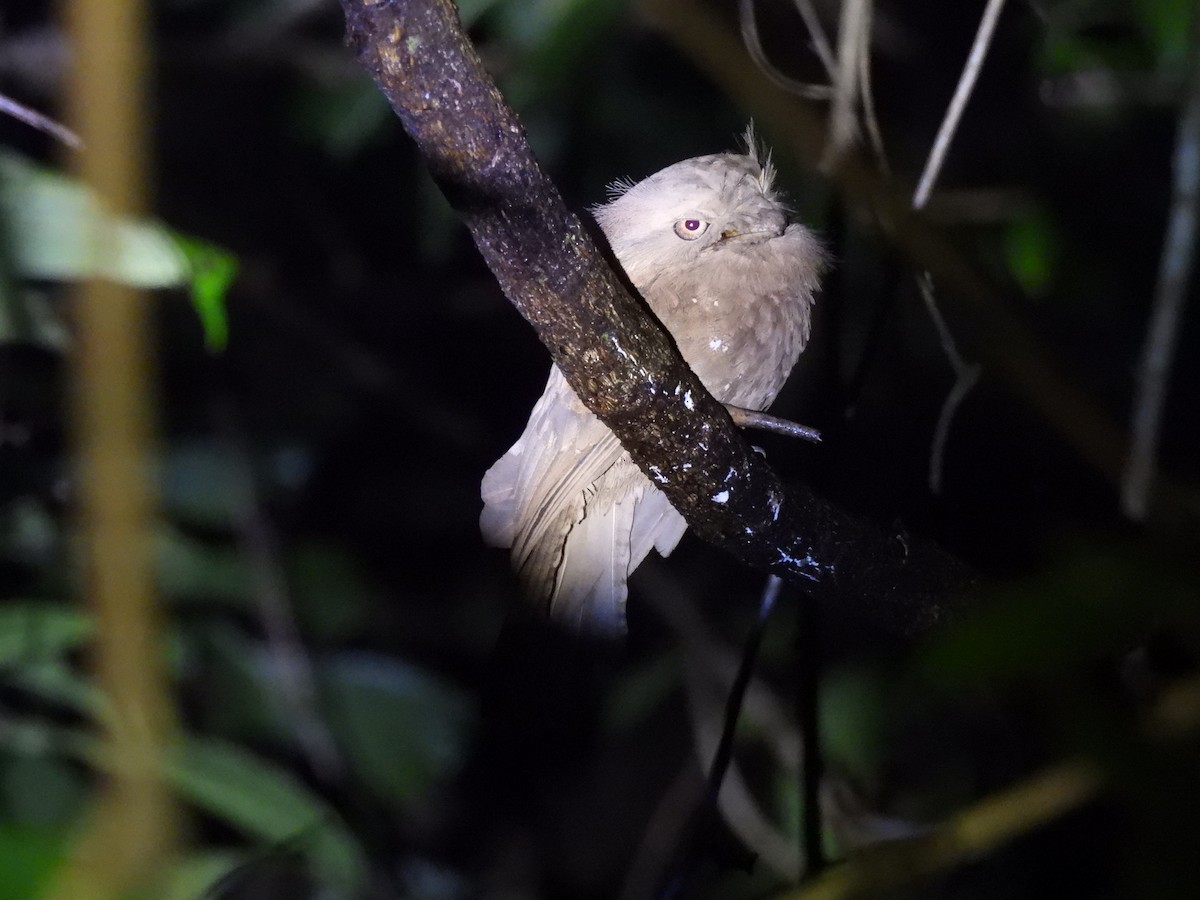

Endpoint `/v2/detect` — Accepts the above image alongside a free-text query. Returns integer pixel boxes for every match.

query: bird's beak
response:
[719,226,782,242]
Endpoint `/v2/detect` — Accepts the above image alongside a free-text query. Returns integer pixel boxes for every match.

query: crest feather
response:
[740,121,777,199]
[604,177,637,200]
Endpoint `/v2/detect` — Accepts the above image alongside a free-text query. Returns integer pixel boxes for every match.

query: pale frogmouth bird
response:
[481,141,824,636]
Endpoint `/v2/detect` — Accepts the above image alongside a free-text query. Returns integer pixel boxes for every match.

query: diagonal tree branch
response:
[339,0,975,636]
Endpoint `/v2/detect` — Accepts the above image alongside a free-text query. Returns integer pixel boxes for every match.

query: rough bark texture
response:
[340,0,975,636]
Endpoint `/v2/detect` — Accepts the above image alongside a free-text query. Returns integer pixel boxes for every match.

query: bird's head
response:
[591,149,789,281]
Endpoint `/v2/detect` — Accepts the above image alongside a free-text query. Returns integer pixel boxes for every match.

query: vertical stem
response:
[797,588,824,876]
[1123,12,1200,520]
[48,0,176,895]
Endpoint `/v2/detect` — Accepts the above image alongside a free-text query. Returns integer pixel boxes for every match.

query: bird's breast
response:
[640,237,814,410]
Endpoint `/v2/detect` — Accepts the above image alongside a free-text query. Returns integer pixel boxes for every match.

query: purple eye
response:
[673,218,709,240]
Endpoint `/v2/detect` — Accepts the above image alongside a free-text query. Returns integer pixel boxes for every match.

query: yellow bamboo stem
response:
[44,0,177,895]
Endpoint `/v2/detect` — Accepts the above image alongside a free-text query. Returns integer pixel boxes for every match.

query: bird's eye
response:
[673,218,709,240]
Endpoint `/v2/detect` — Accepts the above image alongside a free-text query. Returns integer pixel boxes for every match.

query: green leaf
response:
[0,152,189,288]
[0,603,99,715]
[502,0,628,108]
[10,660,105,716]
[169,736,367,893]
[0,718,97,763]
[155,527,253,608]
[819,665,888,784]
[287,543,373,640]
[0,753,85,828]
[0,152,237,351]
[160,850,248,900]
[1004,211,1056,297]
[920,539,1200,691]
[0,824,67,900]
[290,78,395,159]
[173,235,237,352]
[192,625,290,746]
[318,654,473,806]
[1134,0,1193,69]
[0,603,91,666]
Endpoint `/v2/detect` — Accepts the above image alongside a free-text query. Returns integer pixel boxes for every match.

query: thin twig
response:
[855,2,890,175]
[739,0,832,100]
[639,562,803,835]
[929,361,982,495]
[218,406,344,782]
[641,0,1139,502]
[912,0,1009,210]
[0,92,83,148]
[823,0,870,166]
[659,575,790,898]
[918,273,982,494]
[792,0,838,78]
[909,0,1007,492]
[918,273,966,372]
[1122,13,1200,520]
[701,575,782,807]
[725,403,822,443]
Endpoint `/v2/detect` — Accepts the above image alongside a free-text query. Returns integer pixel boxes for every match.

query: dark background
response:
[1,0,1198,897]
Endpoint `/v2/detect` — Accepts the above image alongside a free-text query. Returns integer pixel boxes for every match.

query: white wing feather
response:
[481,366,685,635]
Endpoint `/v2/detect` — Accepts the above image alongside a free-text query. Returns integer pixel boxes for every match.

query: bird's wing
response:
[481,366,687,635]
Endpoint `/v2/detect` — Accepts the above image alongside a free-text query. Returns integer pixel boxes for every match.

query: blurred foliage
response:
[0,151,232,349]
[0,0,1197,898]
[1003,209,1056,297]
[169,736,367,893]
